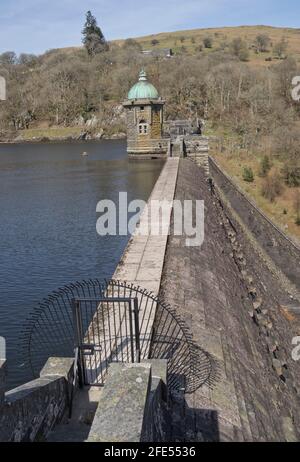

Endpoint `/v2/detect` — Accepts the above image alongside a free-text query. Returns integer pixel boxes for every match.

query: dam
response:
[1,154,300,442]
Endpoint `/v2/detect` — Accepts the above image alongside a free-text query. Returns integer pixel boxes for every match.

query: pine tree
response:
[259,155,272,177]
[242,166,254,183]
[82,11,108,56]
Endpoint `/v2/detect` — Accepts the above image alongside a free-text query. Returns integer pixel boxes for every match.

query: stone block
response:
[87,363,151,442]
[40,357,74,380]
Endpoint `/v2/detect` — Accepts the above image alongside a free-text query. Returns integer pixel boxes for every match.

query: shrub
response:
[203,37,213,49]
[230,37,249,61]
[281,163,300,187]
[255,34,271,53]
[293,190,300,225]
[261,171,283,202]
[259,155,272,177]
[273,38,288,59]
[242,166,254,182]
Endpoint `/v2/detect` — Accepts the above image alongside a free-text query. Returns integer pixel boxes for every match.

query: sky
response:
[0,0,300,55]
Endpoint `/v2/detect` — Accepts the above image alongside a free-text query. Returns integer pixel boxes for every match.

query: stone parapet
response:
[0,357,74,442]
[87,360,169,442]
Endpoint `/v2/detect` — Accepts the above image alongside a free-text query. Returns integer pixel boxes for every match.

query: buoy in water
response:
[81,151,88,157]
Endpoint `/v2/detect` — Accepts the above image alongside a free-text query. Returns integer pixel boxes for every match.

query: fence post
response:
[133,298,141,363]
[71,299,85,387]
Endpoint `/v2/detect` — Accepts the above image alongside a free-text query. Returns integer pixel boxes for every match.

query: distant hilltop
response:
[58,25,300,66]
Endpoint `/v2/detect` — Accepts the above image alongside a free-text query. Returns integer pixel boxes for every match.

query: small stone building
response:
[123,70,168,158]
[167,119,202,137]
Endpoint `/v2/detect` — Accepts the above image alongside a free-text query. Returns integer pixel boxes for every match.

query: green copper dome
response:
[128,70,159,100]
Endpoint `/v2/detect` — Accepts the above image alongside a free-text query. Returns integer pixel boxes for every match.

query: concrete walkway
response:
[114,157,179,294]
[111,158,179,358]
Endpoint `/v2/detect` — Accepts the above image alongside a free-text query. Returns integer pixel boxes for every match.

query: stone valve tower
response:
[123,70,168,158]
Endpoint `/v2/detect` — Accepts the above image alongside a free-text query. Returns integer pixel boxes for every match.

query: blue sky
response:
[0,0,300,55]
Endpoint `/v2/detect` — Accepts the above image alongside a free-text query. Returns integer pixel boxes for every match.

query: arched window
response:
[138,119,148,135]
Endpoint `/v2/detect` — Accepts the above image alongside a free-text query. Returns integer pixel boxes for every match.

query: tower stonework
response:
[123,70,168,158]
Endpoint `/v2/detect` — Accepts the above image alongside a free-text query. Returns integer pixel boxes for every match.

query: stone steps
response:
[46,387,101,442]
[47,423,91,442]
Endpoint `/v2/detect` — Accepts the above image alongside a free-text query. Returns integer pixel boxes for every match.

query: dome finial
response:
[139,69,147,81]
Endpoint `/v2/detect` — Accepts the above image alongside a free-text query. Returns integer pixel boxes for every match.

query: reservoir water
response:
[0,140,163,389]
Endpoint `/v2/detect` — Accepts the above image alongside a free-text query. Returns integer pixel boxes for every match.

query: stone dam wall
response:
[209,157,300,295]
[160,159,300,442]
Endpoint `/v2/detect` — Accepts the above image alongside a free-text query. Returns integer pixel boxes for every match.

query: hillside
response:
[56,25,300,67]
[114,25,300,66]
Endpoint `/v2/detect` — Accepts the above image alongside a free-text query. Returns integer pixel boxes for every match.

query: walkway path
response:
[114,157,179,294]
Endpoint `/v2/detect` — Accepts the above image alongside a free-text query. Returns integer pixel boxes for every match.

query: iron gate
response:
[72,297,140,386]
[21,279,216,394]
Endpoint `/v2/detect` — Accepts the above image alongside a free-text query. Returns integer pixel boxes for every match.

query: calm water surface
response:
[0,140,163,388]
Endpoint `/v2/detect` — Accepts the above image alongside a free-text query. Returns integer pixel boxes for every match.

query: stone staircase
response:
[47,387,101,442]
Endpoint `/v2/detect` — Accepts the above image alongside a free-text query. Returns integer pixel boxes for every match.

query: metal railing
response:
[21,279,217,396]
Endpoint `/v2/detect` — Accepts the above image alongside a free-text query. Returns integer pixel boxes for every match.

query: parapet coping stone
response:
[4,357,74,403]
[87,362,152,442]
[40,357,74,379]
[5,376,62,402]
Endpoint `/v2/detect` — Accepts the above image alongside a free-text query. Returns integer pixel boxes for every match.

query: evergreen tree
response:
[242,166,254,182]
[82,11,108,56]
[259,155,272,177]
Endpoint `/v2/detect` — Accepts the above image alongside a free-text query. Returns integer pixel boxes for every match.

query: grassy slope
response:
[115,25,300,66]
